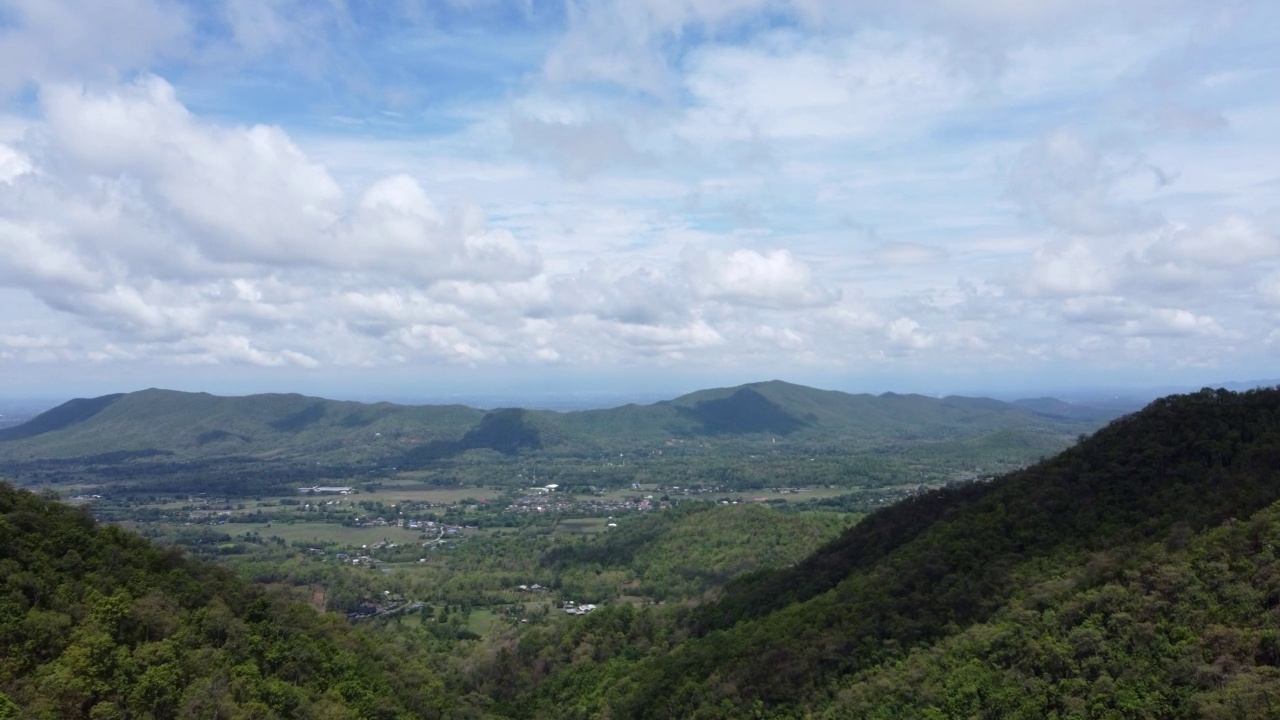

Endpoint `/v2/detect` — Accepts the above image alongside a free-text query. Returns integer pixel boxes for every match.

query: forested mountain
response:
[453,386,1280,718]
[0,482,475,719]
[0,389,484,462]
[0,381,1111,465]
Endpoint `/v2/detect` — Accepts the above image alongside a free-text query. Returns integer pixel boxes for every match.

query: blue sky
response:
[0,0,1278,402]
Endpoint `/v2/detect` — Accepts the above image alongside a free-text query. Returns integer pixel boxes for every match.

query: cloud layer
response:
[0,0,1277,395]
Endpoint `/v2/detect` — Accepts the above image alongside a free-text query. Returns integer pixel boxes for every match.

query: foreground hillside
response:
[454,387,1280,718]
[0,482,464,719]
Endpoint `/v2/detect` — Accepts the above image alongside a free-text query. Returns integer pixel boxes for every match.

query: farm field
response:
[231,521,427,547]
[363,484,499,504]
[554,517,611,536]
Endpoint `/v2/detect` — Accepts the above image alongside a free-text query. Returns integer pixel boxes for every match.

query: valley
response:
[6,382,1278,718]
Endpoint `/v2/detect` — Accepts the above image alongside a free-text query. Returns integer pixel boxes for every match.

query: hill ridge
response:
[0,382,1117,460]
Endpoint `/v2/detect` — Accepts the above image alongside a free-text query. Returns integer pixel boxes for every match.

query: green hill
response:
[0,394,124,441]
[0,388,484,464]
[453,386,1280,718]
[0,482,465,718]
[571,380,1071,443]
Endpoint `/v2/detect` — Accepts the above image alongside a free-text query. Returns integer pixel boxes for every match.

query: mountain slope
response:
[0,393,124,441]
[0,482,461,718]
[468,386,1280,718]
[540,379,1112,451]
[0,388,484,462]
[827,500,1280,718]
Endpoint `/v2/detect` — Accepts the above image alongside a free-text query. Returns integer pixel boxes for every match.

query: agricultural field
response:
[554,517,611,536]
[230,521,424,548]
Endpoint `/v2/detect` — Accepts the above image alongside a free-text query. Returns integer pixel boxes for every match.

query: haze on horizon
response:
[1,1,1277,402]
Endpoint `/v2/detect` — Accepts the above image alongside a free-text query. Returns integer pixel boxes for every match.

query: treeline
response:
[5,455,392,498]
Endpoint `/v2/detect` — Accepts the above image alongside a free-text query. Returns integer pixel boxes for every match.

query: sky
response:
[0,0,1278,403]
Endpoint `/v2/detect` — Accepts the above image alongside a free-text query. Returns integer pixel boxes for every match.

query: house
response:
[562,602,599,616]
[347,603,379,621]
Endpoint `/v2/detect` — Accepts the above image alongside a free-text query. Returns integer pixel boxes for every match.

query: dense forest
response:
[0,482,473,719]
[3,386,1279,718]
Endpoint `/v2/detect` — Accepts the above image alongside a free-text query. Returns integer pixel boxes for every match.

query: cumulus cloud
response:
[885,317,935,350]
[0,76,550,367]
[57,84,501,272]
[0,0,191,92]
[1019,241,1114,297]
[0,73,865,372]
[549,264,687,325]
[683,248,838,309]
[604,317,725,356]
[1120,308,1223,338]
[0,144,32,183]
[34,78,542,283]
[1148,216,1280,268]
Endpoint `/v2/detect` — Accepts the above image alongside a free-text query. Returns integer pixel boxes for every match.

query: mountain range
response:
[0,380,1120,466]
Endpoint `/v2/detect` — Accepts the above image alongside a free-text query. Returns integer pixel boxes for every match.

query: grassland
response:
[233,521,422,548]
[554,517,611,536]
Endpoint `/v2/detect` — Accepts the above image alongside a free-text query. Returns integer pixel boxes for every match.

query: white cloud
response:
[0,144,32,183]
[1131,308,1223,338]
[550,264,687,325]
[684,248,838,309]
[19,76,542,287]
[0,0,191,92]
[886,317,934,350]
[1019,242,1114,297]
[680,32,969,143]
[602,317,726,356]
[1149,215,1280,268]
[1006,130,1158,236]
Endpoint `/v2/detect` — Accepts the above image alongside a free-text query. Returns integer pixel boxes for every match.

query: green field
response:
[367,484,499,504]
[555,518,610,536]
[466,608,501,636]
[232,521,425,548]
